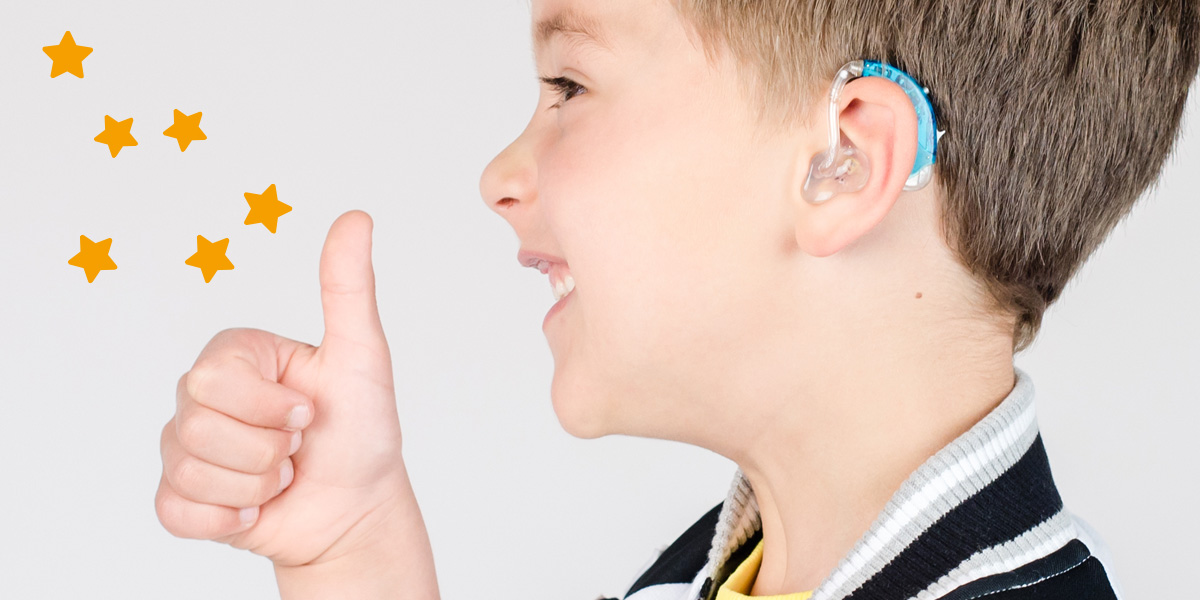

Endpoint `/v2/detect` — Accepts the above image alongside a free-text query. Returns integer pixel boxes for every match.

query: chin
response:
[548,364,611,440]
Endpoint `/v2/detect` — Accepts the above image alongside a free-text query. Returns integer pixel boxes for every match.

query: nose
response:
[480,124,538,223]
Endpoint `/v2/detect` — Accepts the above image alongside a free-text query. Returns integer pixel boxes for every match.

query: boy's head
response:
[479,0,1198,442]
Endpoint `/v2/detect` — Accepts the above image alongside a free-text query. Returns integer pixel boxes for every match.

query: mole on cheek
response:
[915,292,923,299]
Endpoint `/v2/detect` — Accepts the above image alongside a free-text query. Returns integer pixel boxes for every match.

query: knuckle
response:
[175,372,189,401]
[175,412,207,455]
[185,359,222,403]
[190,328,261,401]
[155,485,197,538]
[160,418,173,447]
[154,484,176,524]
[322,279,366,296]
[175,374,190,415]
[216,326,250,339]
[212,327,257,352]
[172,455,204,495]
[211,327,241,344]
[156,463,245,542]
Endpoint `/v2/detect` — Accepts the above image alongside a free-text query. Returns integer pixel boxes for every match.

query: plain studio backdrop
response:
[1,1,1196,598]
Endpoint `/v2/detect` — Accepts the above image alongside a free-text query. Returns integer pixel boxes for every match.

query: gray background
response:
[0,0,1196,598]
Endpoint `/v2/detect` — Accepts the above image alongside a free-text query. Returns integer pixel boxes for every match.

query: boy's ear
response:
[789,77,921,258]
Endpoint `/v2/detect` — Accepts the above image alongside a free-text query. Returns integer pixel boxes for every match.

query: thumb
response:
[318,210,390,364]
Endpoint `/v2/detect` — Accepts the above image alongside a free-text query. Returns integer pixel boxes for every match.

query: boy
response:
[155,0,1198,599]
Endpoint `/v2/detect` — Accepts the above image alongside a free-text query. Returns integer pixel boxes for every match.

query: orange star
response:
[185,235,235,283]
[43,31,93,78]
[163,109,207,151]
[244,184,292,233]
[67,235,118,283]
[94,115,138,157]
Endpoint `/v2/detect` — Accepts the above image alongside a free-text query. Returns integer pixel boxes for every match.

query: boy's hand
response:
[155,210,411,568]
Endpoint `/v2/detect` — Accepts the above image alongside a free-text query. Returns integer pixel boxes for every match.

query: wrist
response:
[274,468,440,600]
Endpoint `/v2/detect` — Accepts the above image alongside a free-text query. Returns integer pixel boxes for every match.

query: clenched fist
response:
[156,210,413,569]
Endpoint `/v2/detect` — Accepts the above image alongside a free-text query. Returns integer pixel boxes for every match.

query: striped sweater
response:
[599,366,1125,600]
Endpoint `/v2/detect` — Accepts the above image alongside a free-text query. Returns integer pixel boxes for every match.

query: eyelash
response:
[539,75,587,108]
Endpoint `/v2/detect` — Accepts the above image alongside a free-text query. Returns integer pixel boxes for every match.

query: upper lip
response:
[518,249,568,269]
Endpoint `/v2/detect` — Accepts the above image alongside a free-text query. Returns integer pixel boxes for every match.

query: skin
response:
[481,0,1017,595]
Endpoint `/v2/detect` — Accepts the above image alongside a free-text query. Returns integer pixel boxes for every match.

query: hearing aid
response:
[802,60,946,204]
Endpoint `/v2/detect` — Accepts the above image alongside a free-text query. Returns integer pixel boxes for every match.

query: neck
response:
[725,340,1016,594]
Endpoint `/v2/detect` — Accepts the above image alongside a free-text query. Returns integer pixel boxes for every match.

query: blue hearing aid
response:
[802,59,945,204]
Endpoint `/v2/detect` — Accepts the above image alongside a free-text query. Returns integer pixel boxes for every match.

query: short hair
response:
[672,0,1200,352]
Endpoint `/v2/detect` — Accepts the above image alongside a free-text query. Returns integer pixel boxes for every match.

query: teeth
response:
[552,273,576,301]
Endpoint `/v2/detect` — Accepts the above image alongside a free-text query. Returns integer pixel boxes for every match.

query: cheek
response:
[537,64,783,410]
[555,234,772,442]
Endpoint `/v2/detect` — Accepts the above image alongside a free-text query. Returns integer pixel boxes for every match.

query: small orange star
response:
[68,235,118,283]
[43,31,93,78]
[185,235,235,283]
[94,115,138,157]
[244,184,292,233]
[163,109,207,151]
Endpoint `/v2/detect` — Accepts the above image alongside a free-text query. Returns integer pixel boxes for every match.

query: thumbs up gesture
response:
[156,211,421,571]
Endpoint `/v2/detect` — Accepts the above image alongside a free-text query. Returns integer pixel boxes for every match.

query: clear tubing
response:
[802,61,870,204]
[820,60,865,171]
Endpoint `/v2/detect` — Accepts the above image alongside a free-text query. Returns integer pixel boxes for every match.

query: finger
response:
[317,210,390,361]
[155,471,260,540]
[176,388,301,474]
[162,419,295,508]
[182,354,312,431]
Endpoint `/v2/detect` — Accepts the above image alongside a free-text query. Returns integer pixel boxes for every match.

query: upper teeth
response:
[553,272,576,301]
[530,259,576,301]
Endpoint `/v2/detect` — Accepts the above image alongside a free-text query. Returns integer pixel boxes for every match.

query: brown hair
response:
[672,0,1200,352]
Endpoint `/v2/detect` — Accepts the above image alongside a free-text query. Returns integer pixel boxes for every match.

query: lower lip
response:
[542,288,575,329]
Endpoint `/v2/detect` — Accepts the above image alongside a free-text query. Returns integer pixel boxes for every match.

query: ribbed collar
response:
[686,365,1077,600]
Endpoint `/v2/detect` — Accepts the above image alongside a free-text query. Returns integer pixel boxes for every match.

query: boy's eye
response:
[539,75,587,108]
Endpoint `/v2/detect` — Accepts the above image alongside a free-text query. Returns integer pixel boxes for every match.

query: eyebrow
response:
[532,8,613,55]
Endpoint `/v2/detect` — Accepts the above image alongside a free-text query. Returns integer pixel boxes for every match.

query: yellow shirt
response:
[715,539,813,600]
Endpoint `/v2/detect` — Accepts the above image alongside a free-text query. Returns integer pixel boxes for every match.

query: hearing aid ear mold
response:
[802,133,871,204]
